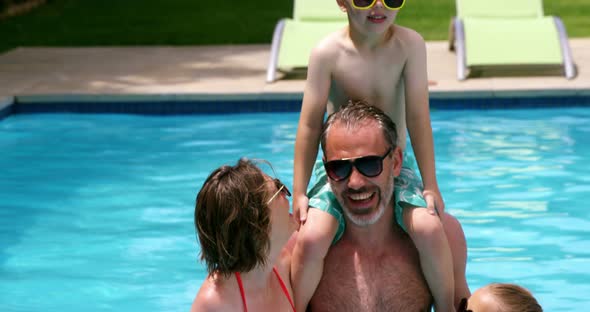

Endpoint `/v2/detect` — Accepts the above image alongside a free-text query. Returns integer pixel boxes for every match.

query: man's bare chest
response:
[309,246,431,312]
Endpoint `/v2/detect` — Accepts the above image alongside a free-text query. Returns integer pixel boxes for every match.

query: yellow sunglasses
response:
[352,0,405,10]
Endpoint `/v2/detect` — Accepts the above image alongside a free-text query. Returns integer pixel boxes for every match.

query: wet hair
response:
[320,100,398,154]
[488,283,543,312]
[194,158,272,278]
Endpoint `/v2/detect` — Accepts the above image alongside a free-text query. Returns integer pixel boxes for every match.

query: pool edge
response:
[6,88,590,115]
[15,88,589,101]
[0,96,15,120]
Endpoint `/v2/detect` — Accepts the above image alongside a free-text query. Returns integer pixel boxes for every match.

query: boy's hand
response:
[293,195,310,226]
[423,189,445,216]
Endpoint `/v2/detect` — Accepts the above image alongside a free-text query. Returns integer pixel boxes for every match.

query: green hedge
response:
[0,0,588,54]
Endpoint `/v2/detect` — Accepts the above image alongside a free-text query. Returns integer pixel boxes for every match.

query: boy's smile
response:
[367,14,387,24]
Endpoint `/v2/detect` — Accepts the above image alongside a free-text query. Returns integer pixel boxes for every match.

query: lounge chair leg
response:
[453,18,467,81]
[448,17,456,51]
[266,19,287,83]
[553,17,576,80]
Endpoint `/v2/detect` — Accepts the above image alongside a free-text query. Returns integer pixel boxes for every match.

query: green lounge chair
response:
[266,0,347,83]
[448,0,576,80]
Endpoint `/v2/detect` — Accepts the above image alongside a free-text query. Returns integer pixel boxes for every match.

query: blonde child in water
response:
[458,283,543,312]
[292,0,469,311]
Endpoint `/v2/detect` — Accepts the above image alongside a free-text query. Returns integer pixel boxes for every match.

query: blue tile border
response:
[430,93,590,110]
[3,90,590,118]
[12,93,304,115]
[13,98,304,115]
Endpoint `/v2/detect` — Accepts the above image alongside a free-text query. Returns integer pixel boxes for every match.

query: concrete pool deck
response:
[0,39,589,106]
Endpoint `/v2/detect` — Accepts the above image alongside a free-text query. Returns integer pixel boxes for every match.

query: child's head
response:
[336,0,404,34]
[463,283,543,312]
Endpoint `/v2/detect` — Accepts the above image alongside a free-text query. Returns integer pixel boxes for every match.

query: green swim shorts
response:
[307,152,427,244]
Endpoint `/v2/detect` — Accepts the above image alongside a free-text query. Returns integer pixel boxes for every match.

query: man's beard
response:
[335,174,395,227]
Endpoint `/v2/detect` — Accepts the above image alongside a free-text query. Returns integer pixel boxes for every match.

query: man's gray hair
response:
[320,100,398,154]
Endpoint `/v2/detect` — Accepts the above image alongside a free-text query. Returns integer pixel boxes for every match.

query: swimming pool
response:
[0,107,589,311]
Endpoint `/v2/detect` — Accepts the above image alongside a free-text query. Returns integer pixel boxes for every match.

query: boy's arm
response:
[293,43,333,223]
[403,32,445,215]
[292,42,334,312]
[291,210,337,311]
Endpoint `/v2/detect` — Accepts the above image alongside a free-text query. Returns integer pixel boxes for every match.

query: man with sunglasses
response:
[292,0,466,311]
[296,101,469,311]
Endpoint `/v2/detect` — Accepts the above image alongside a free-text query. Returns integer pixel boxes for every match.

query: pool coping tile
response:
[1,40,589,115]
[17,89,588,103]
[2,40,590,98]
[0,96,14,120]
[491,89,581,98]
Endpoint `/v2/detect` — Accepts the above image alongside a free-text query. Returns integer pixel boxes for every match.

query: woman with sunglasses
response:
[191,158,297,312]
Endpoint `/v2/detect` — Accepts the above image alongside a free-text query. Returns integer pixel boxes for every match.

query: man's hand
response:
[423,188,445,216]
[293,195,310,227]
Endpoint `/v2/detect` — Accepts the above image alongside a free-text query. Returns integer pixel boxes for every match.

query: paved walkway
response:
[0,39,589,106]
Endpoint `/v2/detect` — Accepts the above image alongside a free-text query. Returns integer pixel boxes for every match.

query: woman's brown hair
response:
[195,158,272,277]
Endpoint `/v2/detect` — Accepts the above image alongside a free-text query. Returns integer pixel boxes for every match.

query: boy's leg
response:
[403,206,455,312]
[292,160,345,311]
[292,209,338,311]
[395,154,456,311]
[440,212,470,306]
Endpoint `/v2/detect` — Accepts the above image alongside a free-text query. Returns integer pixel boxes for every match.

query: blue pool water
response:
[0,107,589,311]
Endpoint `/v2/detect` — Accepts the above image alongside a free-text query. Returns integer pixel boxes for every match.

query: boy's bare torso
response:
[323,25,421,151]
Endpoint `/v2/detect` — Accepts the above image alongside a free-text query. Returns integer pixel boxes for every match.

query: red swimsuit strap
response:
[235,272,248,312]
[235,268,296,312]
[273,267,296,312]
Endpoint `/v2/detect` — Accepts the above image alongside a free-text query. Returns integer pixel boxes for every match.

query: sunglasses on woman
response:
[457,298,473,312]
[267,178,291,204]
[352,0,405,11]
[323,148,392,182]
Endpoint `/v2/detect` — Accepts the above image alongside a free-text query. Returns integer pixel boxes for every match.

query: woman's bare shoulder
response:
[190,276,234,312]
